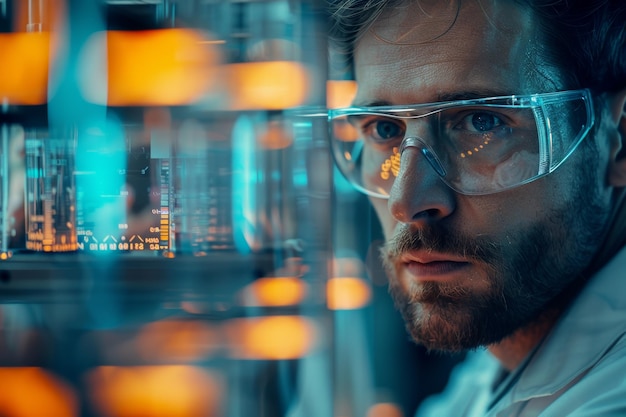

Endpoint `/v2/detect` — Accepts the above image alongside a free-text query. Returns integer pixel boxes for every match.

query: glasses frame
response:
[328,89,595,198]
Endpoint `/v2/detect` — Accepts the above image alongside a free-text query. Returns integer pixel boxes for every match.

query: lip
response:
[400,252,471,281]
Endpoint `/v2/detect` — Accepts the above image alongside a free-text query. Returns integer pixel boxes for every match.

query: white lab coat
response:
[416,247,626,417]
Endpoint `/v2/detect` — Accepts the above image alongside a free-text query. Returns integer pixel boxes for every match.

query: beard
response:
[380,148,610,352]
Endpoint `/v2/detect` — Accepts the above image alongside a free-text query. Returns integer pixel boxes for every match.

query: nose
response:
[388,143,456,225]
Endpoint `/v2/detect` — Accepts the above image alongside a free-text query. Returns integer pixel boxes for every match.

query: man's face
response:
[353,0,614,351]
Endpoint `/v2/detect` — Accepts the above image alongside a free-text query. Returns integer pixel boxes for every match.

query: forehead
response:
[353,0,564,105]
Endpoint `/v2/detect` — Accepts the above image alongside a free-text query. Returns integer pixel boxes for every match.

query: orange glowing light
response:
[240,277,308,307]
[100,29,220,106]
[225,61,310,110]
[367,402,404,417]
[0,32,50,104]
[258,120,294,150]
[135,319,218,362]
[227,316,317,360]
[332,118,360,142]
[327,277,372,310]
[0,367,77,417]
[327,80,357,109]
[87,366,222,417]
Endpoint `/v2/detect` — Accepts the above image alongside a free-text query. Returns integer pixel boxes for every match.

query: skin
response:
[353,0,626,370]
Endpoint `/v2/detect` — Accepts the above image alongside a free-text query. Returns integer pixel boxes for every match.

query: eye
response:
[458,112,503,133]
[363,117,405,143]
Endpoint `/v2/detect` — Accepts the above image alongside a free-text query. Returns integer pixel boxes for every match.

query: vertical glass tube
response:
[0,124,11,256]
[74,120,127,254]
[173,119,210,255]
[24,126,77,252]
[172,116,236,254]
[149,123,174,253]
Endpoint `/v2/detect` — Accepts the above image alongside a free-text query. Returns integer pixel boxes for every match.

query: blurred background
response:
[0,0,461,416]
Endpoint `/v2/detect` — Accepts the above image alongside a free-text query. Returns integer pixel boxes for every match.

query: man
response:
[327,0,626,415]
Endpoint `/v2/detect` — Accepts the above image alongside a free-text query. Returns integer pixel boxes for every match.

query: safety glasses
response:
[328,89,594,197]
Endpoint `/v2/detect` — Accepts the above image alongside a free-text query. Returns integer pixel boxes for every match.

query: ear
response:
[607,87,626,187]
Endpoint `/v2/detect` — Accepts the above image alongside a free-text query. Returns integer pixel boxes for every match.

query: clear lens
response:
[329,90,593,197]
[436,105,541,194]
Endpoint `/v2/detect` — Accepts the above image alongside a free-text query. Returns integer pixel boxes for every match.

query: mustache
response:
[381,224,499,263]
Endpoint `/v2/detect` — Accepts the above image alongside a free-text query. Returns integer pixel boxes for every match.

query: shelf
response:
[0,251,287,305]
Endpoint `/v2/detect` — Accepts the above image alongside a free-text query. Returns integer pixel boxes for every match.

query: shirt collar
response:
[499,246,626,404]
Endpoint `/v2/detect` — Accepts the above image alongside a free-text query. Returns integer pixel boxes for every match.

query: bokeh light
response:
[327,80,357,109]
[239,277,308,307]
[79,29,221,106]
[87,365,223,417]
[225,61,310,110]
[0,367,77,417]
[226,316,317,360]
[0,32,50,105]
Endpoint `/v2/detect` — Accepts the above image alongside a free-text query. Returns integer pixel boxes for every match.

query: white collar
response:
[492,247,626,408]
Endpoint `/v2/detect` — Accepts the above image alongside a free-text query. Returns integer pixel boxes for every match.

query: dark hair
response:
[328,0,626,94]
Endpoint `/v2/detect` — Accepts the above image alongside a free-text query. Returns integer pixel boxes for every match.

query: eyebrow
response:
[352,89,516,107]
[351,99,393,107]
[437,89,514,101]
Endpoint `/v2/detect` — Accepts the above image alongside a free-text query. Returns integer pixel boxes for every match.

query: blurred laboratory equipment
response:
[0,0,454,416]
[0,124,24,257]
[24,126,78,252]
[0,0,57,256]
[0,0,337,417]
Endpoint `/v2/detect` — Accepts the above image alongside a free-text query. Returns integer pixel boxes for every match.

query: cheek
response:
[467,173,582,234]
[443,186,555,240]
